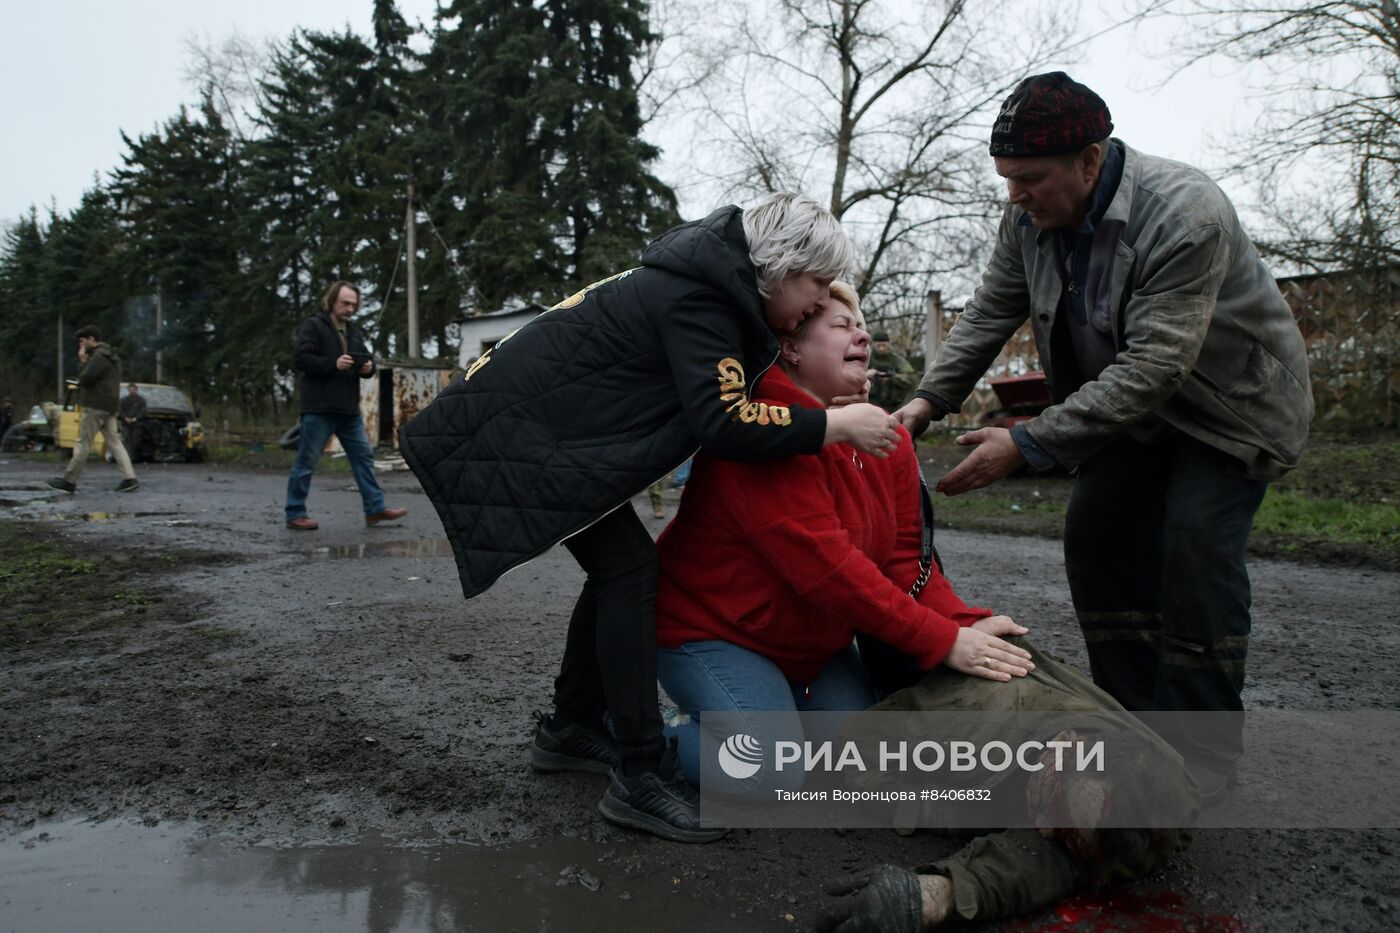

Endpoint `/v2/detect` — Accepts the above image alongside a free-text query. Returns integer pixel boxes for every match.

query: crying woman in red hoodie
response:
[655,282,1034,785]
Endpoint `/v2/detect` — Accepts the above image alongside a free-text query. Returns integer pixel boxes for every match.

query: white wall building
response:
[454,304,548,369]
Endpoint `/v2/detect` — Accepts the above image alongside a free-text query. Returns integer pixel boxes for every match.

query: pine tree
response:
[424,0,677,309]
[536,0,678,287]
[0,212,53,399]
[111,95,241,402]
[422,1,559,309]
[42,188,130,371]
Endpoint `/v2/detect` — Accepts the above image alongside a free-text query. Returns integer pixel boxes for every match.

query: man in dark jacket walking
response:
[47,326,138,493]
[284,281,406,530]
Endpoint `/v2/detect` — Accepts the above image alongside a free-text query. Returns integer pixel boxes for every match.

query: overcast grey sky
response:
[0,1,1265,226]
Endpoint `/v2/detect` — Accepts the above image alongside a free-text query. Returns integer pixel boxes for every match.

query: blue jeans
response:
[285,413,386,520]
[657,640,876,789]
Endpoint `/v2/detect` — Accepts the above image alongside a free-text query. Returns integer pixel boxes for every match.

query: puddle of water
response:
[310,539,457,560]
[35,511,186,523]
[0,819,783,933]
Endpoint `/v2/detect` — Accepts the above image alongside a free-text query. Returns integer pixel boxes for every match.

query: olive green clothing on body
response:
[873,639,1198,922]
[869,348,917,411]
[76,343,123,413]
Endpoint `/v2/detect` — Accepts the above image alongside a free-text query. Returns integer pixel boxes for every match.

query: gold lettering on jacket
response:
[463,353,491,382]
[716,358,791,427]
[551,268,638,311]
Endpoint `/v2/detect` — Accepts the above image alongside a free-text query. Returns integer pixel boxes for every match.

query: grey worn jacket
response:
[918,142,1312,480]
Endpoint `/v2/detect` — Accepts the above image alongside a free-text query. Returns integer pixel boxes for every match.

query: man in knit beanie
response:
[892,72,1312,806]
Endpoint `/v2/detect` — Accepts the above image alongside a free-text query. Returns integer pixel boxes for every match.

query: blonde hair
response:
[742,193,854,299]
[780,280,863,376]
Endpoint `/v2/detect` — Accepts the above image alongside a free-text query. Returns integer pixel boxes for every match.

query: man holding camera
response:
[284,280,407,530]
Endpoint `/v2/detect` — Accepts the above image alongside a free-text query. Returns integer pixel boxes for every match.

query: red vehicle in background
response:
[982,371,1052,429]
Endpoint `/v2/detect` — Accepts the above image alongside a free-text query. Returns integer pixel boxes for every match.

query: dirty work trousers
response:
[284,413,386,520]
[1064,433,1266,774]
[64,408,136,485]
[554,504,666,770]
[873,640,1197,922]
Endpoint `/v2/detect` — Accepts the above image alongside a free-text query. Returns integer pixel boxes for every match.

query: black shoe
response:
[115,478,139,492]
[597,738,727,843]
[46,477,76,493]
[530,711,620,776]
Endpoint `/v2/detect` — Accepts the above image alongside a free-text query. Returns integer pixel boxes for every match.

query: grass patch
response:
[206,442,350,472]
[111,590,162,607]
[0,521,243,647]
[1254,489,1400,549]
[0,526,97,603]
[933,491,1065,521]
[1272,440,1400,502]
[916,437,1400,570]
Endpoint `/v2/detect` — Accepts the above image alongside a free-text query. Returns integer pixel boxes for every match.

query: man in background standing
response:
[47,326,138,493]
[284,280,407,531]
[118,382,147,456]
[867,331,917,412]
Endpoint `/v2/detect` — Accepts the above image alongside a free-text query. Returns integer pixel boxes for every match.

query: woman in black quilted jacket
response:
[400,193,902,842]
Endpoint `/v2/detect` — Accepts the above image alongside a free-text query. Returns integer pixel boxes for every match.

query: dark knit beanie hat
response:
[989,72,1113,157]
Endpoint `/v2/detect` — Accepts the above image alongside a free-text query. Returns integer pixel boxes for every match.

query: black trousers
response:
[554,504,665,767]
[1064,433,1266,772]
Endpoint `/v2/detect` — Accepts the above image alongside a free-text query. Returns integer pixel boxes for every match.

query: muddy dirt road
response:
[1,457,1397,931]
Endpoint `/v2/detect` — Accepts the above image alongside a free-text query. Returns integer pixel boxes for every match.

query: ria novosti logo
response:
[717,733,764,779]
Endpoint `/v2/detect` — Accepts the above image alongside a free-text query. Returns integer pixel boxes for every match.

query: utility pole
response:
[925,289,944,368]
[405,179,420,360]
[56,313,64,399]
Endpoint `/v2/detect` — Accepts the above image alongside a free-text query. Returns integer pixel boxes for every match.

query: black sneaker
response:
[597,738,727,843]
[46,477,76,493]
[530,711,620,776]
[115,478,139,492]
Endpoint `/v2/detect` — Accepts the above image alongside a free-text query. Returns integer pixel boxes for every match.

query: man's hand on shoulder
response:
[935,427,1025,496]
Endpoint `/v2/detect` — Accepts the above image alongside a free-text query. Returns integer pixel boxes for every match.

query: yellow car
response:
[59,381,207,463]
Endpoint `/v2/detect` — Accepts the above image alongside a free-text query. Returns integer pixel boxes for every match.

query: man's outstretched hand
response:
[935,427,1025,496]
[892,397,934,438]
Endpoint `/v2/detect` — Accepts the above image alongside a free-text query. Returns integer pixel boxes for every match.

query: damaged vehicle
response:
[55,381,207,463]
